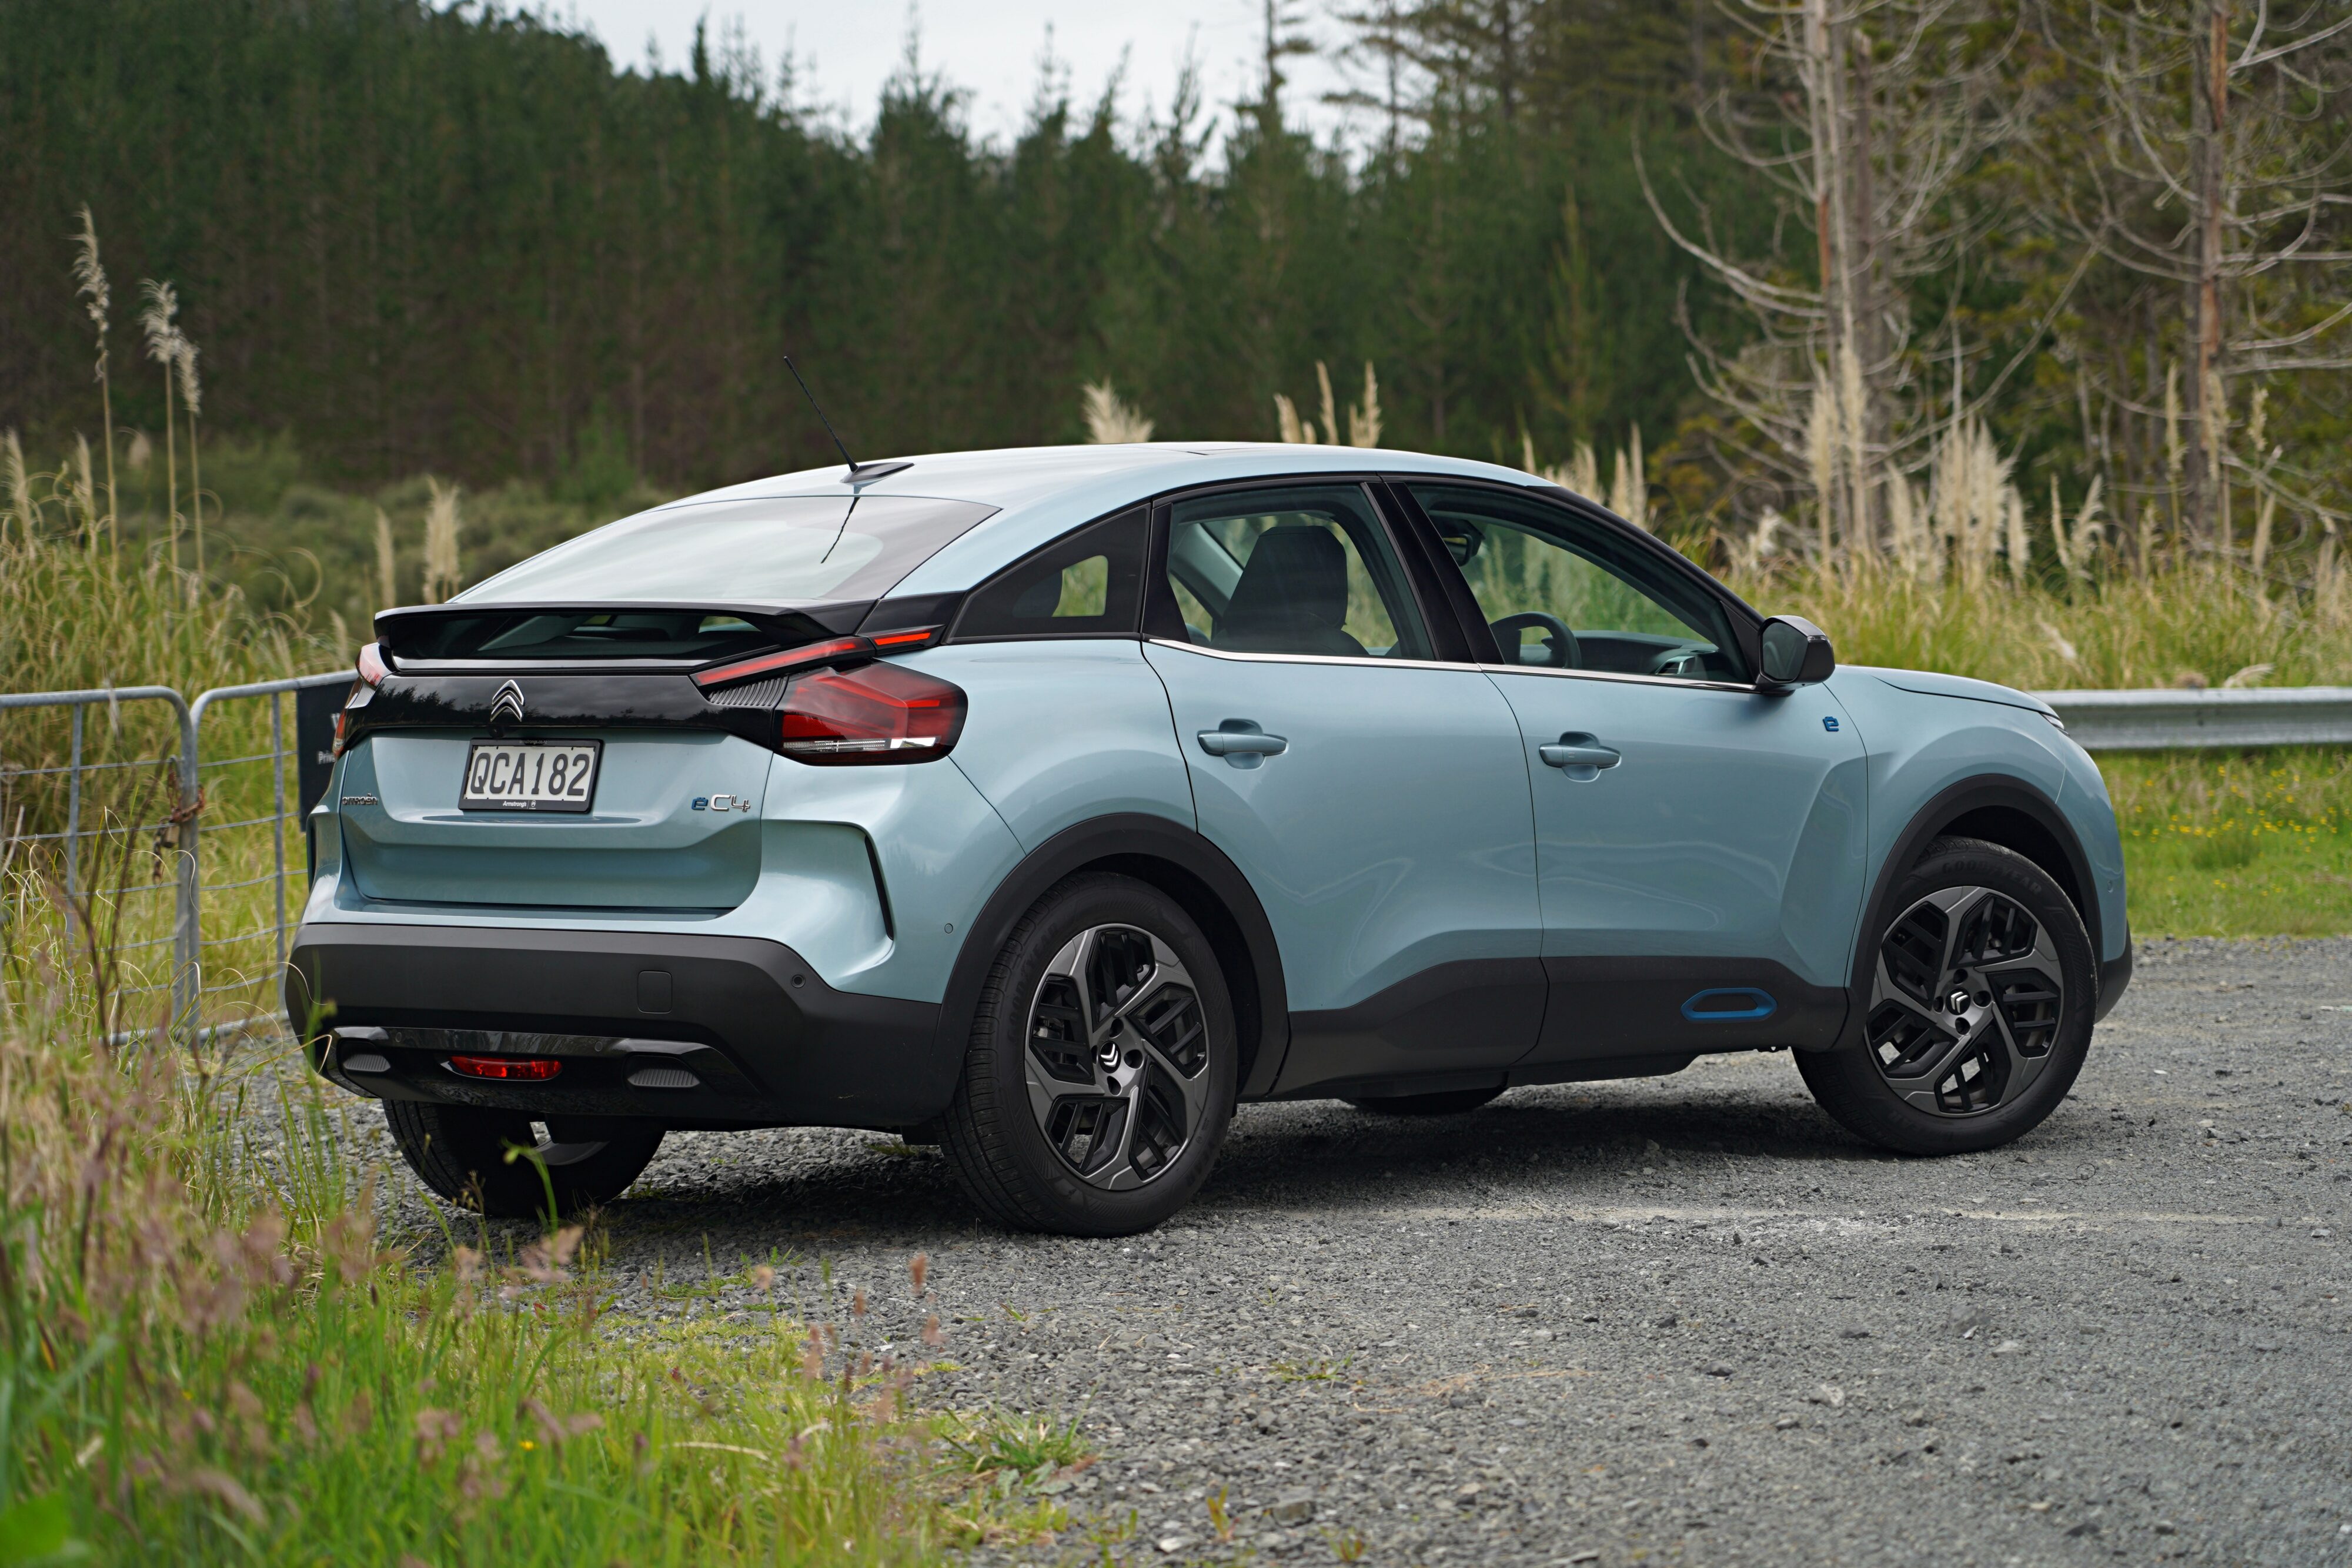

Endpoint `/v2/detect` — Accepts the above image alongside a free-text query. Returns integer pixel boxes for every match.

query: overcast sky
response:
[538,0,1364,149]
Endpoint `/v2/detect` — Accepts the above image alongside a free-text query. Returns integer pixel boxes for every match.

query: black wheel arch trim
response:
[1834,773,2108,1052]
[938,813,1292,1099]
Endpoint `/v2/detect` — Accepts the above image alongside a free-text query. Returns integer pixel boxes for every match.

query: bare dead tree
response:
[2034,0,2352,546]
[1641,0,2024,550]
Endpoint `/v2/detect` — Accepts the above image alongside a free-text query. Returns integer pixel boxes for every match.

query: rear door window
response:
[1156,484,1433,660]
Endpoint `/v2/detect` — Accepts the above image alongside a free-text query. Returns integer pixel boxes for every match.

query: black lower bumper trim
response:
[2096,932,2133,1022]
[286,922,951,1127]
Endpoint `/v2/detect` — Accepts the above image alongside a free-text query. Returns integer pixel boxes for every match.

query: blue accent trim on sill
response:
[1681,987,1777,1022]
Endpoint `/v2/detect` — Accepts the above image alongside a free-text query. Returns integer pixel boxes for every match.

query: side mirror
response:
[1757,615,1836,691]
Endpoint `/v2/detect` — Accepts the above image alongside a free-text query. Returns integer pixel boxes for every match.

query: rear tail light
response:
[692,626,941,691]
[333,642,390,755]
[693,637,867,690]
[776,662,965,764]
[448,1054,562,1081]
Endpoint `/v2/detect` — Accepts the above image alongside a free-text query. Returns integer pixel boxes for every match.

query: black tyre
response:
[1344,1087,1503,1116]
[939,872,1237,1236]
[1798,836,2095,1155]
[383,1102,663,1219]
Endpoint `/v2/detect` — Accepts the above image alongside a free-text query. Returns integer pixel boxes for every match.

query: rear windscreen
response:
[388,609,796,663]
[453,494,997,607]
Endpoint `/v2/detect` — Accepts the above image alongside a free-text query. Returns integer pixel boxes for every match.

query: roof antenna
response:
[783,354,911,484]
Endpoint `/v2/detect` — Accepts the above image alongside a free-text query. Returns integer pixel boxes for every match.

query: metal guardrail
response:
[2034,686,2352,751]
[1,673,346,1038]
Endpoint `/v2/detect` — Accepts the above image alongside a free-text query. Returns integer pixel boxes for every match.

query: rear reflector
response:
[777,661,965,764]
[447,1054,562,1081]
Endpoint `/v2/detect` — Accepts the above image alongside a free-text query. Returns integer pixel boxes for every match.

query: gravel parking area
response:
[330,937,2352,1565]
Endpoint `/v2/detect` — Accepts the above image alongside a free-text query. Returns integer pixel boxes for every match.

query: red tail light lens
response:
[333,643,390,756]
[693,637,867,690]
[777,662,966,764]
[448,1054,562,1081]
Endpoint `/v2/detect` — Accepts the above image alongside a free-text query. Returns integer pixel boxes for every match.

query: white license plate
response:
[459,740,602,813]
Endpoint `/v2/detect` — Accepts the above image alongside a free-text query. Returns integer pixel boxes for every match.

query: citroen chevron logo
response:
[489,680,526,727]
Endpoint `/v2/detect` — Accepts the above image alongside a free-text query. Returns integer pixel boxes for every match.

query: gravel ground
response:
[311,937,2352,1566]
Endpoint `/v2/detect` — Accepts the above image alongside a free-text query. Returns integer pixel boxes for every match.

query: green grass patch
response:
[2103,747,2352,936]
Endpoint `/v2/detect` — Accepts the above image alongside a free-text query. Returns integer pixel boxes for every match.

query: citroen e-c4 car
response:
[288,444,2131,1235]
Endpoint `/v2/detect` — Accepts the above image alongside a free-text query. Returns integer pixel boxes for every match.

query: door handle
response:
[1539,732,1621,780]
[1197,720,1288,768]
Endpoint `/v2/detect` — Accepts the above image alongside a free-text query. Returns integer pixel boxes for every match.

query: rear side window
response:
[456,494,996,609]
[952,507,1147,640]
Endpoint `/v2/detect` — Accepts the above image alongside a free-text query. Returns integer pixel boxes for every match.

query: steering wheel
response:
[1489,612,1580,669]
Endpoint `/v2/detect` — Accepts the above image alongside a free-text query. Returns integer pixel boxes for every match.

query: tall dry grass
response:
[420,477,463,603]
[1273,361,1384,448]
[1080,381,1154,444]
[1730,556,2352,691]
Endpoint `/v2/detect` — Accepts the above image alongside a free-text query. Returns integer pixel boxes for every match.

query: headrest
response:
[1224,525,1348,630]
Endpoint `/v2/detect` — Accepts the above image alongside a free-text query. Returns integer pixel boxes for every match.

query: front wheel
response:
[1798,836,2095,1155]
[939,873,1237,1236]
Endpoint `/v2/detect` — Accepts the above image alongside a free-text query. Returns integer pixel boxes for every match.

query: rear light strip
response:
[691,626,940,691]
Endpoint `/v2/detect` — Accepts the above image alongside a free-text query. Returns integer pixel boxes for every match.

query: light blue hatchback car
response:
[289,443,2131,1235]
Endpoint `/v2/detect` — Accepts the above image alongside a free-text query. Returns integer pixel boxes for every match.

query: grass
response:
[0,926,1082,1566]
[1728,557,2352,692]
[2100,747,2352,937]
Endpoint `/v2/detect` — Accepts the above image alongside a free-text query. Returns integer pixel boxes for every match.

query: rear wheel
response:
[1344,1087,1503,1116]
[1798,837,2094,1155]
[939,873,1237,1236]
[383,1102,663,1219]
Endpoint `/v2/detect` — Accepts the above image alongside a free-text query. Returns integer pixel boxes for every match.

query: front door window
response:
[1408,483,1746,681]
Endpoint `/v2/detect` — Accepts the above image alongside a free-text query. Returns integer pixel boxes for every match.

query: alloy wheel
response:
[1866,885,2067,1116]
[1023,924,1214,1189]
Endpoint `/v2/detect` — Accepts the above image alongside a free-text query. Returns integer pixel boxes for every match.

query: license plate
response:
[459,740,602,813]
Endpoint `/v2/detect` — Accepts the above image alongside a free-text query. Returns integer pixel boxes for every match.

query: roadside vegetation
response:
[0,884,1087,1564]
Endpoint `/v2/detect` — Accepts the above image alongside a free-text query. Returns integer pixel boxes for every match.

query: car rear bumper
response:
[285,922,951,1128]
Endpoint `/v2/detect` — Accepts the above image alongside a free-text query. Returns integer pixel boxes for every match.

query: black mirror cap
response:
[1757,614,1836,690]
